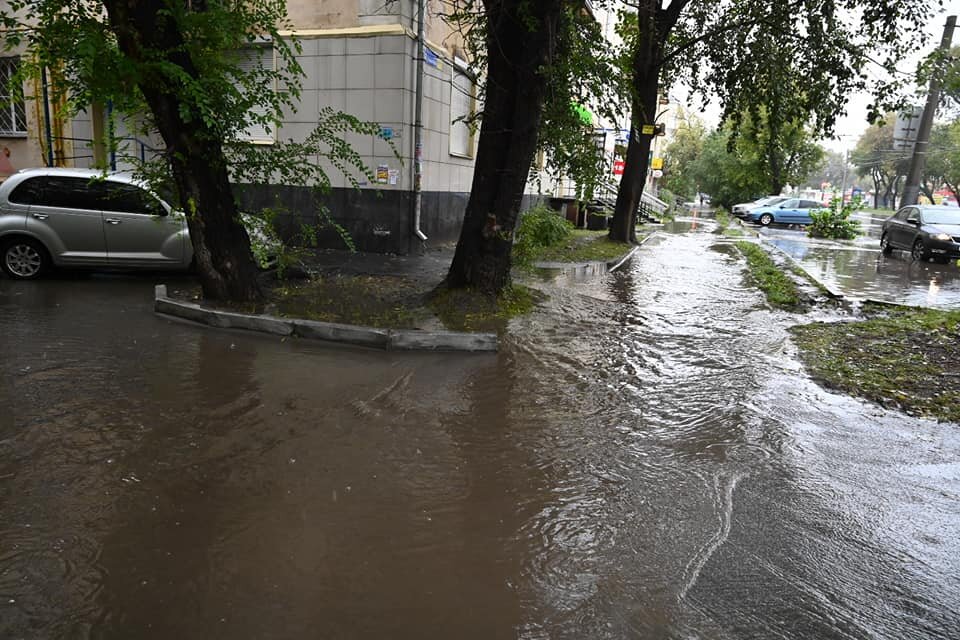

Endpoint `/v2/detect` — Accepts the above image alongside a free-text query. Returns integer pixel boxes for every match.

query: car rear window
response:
[8,177,43,204]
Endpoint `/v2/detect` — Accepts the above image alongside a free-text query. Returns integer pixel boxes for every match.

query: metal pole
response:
[40,66,53,167]
[839,148,848,210]
[107,100,116,171]
[901,15,956,207]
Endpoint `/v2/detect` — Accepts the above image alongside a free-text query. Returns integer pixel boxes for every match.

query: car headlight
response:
[933,233,952,241]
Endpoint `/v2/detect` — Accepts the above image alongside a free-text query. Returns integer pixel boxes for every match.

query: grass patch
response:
[790,307,960,422]
[735,241,801,309]
[176,272,543,334]
[714,208,731,228]
[428,283,541,332]
[528,229,636,264]
[270,275,428,328]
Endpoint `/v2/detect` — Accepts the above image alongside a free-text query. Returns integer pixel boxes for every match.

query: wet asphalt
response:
[1,213,958,639]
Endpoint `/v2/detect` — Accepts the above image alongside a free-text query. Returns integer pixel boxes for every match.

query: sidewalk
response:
[302,245,456,286]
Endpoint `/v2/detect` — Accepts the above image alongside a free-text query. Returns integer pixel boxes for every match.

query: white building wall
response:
[275,30,476,195]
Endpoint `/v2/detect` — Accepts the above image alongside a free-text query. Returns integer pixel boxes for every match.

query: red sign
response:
[613,159,625,175]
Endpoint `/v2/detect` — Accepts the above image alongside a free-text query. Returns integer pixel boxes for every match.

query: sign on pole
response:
[894,106,923,152]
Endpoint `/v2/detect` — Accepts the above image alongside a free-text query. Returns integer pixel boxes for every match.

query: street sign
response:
[613,159,625,175]
[641,124,655,135]
[651,157,663,170]
[894,106,922,151]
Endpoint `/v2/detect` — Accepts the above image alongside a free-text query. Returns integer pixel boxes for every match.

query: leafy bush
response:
[512,205,574,264]
[658,188,677,208]
[807,197,861,240]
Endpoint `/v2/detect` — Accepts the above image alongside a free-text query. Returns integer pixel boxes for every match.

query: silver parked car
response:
[0,168,192,279]
[0,167,278,280]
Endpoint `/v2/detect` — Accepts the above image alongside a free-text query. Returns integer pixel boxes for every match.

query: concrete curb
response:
[532,239,645,273]
[759,239,846,300]
[607,246,639,272]
[154,285,497,352]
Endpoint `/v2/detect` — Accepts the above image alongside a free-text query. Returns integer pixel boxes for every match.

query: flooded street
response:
[761,226,960,308]
[2,220,959,638]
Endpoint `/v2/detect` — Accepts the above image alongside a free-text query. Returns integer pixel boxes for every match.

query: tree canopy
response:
[1,0,384,302]
[608,0,934,241]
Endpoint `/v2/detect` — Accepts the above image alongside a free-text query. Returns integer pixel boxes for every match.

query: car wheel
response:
[758,213,773,226]
[911,239,928,262]
[1,238,49,280]
[880,233,893,255]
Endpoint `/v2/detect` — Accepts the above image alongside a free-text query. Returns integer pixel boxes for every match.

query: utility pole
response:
[901,15,956,208]
[839,148,849,210]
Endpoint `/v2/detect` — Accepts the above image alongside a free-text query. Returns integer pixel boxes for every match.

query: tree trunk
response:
[609,0,684,243]
[102,0,262,303]
[446,0,564,295]
[609,90,656,243]
[768,137,785,195]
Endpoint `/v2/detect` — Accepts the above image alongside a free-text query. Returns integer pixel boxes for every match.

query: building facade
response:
[0,1,565,254]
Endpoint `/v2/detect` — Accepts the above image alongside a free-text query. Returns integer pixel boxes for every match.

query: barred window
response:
[0,57,26,136]
[235,44,275,144]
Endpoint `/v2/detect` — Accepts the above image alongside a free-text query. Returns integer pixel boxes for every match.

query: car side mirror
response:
[907,218,919,226]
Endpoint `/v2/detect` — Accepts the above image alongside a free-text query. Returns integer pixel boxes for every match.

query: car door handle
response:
[104,218,122,225]
[32,213,48,220]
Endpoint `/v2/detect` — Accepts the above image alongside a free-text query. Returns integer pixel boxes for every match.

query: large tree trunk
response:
[102,0,262,303]
[609,0,684,243]
[445,0,565,295]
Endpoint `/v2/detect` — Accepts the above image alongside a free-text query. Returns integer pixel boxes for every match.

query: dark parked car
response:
[880,205,960,263]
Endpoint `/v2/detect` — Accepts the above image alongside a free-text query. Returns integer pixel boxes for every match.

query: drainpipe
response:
[411,0,428,248]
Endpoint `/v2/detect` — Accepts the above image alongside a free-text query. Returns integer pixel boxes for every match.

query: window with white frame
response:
[449,64,475,157]
[0,57,26,136]
[235,44,275,143]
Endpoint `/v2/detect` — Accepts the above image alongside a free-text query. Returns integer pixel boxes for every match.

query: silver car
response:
[0,168,193,279]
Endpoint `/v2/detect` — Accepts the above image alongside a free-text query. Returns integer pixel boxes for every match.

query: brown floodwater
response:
[2,220,959,639]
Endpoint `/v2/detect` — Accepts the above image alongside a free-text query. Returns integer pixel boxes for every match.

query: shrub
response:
[807,196,861,240]
[658,188,677,208]
[512,205,574,264]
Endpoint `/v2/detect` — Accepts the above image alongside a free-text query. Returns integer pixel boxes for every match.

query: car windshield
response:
[923,209,960,225]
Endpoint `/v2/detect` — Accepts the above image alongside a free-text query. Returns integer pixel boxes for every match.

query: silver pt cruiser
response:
[0,167,196,279]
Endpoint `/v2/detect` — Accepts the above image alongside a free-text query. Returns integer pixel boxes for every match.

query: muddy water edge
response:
[1,219,959,639]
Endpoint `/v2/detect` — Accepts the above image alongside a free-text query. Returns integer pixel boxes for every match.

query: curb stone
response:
[532,240,644,272]
[759,239,846,300]
[153,284,497,352]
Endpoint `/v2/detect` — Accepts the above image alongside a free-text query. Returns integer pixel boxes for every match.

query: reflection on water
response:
[2,237,959,639]
[763,234,960,308]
